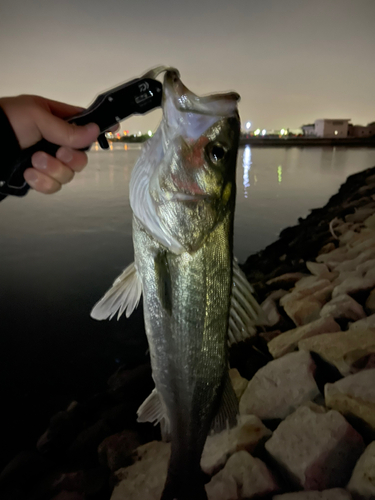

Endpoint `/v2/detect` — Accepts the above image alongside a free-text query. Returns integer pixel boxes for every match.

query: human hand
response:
[0,95,100,194]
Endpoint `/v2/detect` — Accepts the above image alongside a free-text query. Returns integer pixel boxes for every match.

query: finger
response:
[35,110,100,149]
[31,151,75,185]
[56,147,88,172]
[43,98,85,119]
[23,168,62,195]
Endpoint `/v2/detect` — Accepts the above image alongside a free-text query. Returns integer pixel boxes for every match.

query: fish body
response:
[130,71,240,499]
[91,69,261,499]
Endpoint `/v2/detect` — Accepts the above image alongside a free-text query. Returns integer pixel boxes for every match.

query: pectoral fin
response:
[90,262,142,321]
[137,388,171,441]
[228,260,266,345]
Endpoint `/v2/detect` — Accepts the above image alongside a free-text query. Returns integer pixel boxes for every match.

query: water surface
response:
[1,144,375,466]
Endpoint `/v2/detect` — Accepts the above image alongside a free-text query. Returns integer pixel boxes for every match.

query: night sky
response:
[1,0,374,133]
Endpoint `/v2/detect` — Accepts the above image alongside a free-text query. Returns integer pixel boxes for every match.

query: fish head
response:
[149,71,240,253]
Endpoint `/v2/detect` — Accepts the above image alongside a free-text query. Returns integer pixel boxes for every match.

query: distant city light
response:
[261,129,267,136]
[280,129,285,135]
[137,131,142,137]
[254,128,261,136]
[334,130,338,135]
[245,121,251,130]
[148,130,153,137]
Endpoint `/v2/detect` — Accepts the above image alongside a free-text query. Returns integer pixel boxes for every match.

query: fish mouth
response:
[163,70,240,117]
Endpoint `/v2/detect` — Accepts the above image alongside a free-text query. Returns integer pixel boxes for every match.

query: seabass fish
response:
[91,68,262,499]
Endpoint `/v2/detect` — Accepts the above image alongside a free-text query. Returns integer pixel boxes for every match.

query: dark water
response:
[1,144,375,468]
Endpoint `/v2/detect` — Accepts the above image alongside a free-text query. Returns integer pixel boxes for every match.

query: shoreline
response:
[240,136,375,148]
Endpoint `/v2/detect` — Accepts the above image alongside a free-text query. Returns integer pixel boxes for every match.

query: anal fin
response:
[137,388,171,441]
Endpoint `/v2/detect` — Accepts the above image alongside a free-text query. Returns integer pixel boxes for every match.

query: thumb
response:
[36,109,100,149]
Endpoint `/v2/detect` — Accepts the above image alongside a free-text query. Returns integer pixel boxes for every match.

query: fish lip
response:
[163,71,240,114]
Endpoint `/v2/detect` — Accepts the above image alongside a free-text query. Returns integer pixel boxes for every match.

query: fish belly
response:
[133,213,233,498]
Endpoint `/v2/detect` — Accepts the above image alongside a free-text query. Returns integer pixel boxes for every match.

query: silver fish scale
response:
[132,209,233,476]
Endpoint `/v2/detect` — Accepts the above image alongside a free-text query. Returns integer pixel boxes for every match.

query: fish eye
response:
[208,143,226,163]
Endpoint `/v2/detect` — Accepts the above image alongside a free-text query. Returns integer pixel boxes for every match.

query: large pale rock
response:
[334,248,375,273]
[316,247,348,264]
[111,441,170,500]
[268,316,341,358]
[306,262,329,276]
[299,329,375,376]
[201,414,271,475]
[266,273,306,289]
[265,404,365,490]
[273,489,352,499]
[325,369,375,430]
[347,441,375,500]
[349,314,375,331]
[320,294,366,321]
[283,298,322,326]
[280,279,332,306]
[332,274,375,298]
[239,351,319,420]
[206,451,279,500]
[229,369,248,400]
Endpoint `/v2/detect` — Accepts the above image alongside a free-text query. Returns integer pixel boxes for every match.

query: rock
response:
[334,248,375,273]
[273,489,352,499]
[366,289,375,314]
[332,275,375,298]
[306,262,329,276]
[261,295,283,327]
[239,351,319,420]
[205,451,279,500]
[299,329,375,376]
[111,441,170,500]
[98,430,140,471]
[281,279,332,306]
[349,314,375,331]
[201,415,272,476]
[316,247,348,264]
[228,369,248,400]
[345,208,375,223]
[268,316,341,358]
[325,369,375,430]
[283,298,322,326]
[51,467,108,498]
[318,242,336,255]
[265,404,365,490]
[347,441,375,500]
[364,213,375,229]
[320,294,366,322]
[266,273,307,290]
[67,420,112,463]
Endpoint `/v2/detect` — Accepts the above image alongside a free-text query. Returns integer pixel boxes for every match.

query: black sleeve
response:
[0,105,22,202]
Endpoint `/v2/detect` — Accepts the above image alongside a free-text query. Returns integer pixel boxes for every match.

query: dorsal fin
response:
[228,260,266,345]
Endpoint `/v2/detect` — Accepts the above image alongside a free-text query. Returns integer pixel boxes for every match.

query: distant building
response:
[314,119,350,138]
[301,124,315,136]
[348,122,375,138]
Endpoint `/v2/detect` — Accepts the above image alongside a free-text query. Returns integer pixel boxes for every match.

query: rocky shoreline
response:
[1,166,374,500]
